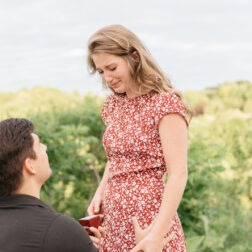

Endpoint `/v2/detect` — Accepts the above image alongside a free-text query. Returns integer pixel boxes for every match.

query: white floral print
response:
[100,92,188,252]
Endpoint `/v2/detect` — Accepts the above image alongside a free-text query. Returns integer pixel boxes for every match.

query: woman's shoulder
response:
[152,91,187,116]
[152,91,188,126]
[151,92,179,103]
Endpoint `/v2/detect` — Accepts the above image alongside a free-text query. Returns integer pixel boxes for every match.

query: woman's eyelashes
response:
[97,67,117,75]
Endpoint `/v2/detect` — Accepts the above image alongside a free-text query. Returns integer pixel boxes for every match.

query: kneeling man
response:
[0,118,102,252]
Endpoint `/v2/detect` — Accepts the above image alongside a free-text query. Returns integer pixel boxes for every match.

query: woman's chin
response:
[113,88,125,94]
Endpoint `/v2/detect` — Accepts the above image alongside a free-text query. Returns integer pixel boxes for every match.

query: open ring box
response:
[79,215,103,236]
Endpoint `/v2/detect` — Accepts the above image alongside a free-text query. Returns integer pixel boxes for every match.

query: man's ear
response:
[132,50,140,63]
[23,158,36,175]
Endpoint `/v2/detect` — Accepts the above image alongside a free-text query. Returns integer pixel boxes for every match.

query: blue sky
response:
[0,0,251,96]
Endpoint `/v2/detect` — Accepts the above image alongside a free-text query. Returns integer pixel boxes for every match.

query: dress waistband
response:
[109,166,166,181]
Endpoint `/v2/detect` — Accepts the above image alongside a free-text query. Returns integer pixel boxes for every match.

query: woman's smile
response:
[110,80,120,89]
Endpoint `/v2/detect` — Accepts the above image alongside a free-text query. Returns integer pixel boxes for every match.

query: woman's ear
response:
[132,50,140,63]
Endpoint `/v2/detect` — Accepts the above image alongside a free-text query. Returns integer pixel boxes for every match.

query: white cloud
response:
[62,49,86,58]
[0,0,251,93]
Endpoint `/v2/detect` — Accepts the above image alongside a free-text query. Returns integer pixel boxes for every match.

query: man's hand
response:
[89,226,105,248]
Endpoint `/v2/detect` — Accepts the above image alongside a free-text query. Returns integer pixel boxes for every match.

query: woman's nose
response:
[103,72,113,83]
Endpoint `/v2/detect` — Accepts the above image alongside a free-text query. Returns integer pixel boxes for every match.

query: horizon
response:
[1,79,250,97]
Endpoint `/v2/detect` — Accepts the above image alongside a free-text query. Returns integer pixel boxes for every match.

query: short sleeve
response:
[154,93,188,129]
[100,94,115,126]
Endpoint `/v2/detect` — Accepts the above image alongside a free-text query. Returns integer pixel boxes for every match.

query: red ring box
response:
[79,215,102,235]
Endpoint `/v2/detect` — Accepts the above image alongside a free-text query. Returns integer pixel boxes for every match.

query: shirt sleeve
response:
[154,93,189,129]
[43,214,99,252]
[100,94,115,126]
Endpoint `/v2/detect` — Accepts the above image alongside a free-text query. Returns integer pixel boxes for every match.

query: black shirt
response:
[0,194,99,252]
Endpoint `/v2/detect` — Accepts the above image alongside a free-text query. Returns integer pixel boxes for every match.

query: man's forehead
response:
[31,133,39,143]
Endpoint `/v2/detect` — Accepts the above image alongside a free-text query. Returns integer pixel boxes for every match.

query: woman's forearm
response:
[153,113,188,238]
[151,170,188,237]
[95,161,111,196]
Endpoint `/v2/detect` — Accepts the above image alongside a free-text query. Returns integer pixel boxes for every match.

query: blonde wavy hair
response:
[87,24,192,122]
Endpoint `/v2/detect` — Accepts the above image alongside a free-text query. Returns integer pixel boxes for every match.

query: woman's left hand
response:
[131,233,164,252]
[131,217,172,252]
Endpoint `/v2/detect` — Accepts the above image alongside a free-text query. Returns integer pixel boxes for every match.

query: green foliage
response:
[0,87,107,218]
[181,81,252,251]
[0,81,251,251]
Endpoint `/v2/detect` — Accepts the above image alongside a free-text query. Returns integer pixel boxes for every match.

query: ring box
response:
[79,215,103,235]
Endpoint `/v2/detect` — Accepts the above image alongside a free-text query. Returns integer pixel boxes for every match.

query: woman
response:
[87,24,192,252]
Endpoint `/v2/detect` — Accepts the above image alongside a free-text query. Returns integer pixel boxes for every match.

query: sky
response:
[0,0,251,96]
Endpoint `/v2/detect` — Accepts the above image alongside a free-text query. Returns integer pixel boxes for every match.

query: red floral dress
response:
[99,92,188,252]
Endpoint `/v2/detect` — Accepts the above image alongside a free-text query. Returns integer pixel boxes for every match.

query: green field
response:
[1,80,251,251]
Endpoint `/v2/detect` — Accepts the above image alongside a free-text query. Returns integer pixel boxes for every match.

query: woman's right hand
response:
[87,193,103,215]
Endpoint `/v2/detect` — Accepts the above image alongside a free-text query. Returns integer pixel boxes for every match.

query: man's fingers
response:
[89,236,99,248]
[89,236,99,243]
[98,226,105,237]
[90,227,101,238]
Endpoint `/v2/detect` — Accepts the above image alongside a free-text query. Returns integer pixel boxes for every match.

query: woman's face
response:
[92,53,134,96]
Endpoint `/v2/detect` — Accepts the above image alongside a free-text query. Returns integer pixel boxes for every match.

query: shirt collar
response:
[0,194,50,209]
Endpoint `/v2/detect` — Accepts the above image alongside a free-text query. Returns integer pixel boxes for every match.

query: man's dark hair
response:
[0,118,36,196]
